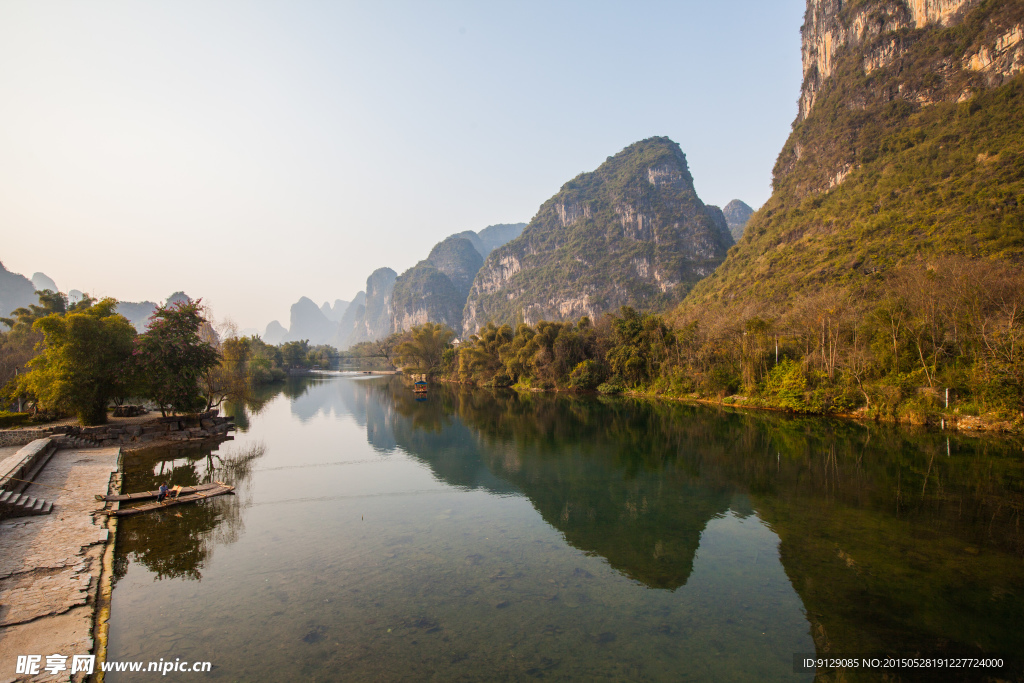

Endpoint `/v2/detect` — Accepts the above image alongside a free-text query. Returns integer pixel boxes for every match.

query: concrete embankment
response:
[0,439,120,683]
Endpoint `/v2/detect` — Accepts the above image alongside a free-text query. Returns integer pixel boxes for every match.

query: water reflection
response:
[109,375,1023,681]
[114,441,265,582]
[370,379,1024,662]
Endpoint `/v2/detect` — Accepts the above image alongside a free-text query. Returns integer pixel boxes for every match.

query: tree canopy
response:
[133,300,221,416]
[17,297,136,425]
[395,322,455,374]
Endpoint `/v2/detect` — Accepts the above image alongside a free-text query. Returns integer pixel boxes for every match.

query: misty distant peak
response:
[722,199,755,241]
[264,320,287,345]
[0,261,36,319]
[31,272,57,292]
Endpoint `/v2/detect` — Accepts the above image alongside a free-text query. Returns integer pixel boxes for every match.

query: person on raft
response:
[157,482,169,502]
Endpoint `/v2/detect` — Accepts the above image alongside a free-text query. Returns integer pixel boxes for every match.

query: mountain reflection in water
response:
[107,375,1022,682]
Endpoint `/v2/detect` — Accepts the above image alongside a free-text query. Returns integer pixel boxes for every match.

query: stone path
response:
[0,447,119,683]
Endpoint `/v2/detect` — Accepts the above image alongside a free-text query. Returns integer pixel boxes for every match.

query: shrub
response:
[597,379,624,395]
[0,411,32,429]
[568,360,604,390]
[763,360,808,411]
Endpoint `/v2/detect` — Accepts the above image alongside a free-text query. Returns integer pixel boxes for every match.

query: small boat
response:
[105,483,235,517]
[97,482,224,502]
[413,381,428,394]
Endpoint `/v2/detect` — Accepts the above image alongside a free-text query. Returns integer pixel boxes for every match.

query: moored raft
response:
[105,483,235,517]
[97,482,224,502]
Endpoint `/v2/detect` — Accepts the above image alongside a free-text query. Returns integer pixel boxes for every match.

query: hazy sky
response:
[1,0,805,331]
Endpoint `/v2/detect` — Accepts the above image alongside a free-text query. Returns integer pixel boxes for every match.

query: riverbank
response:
[435,376,1023,436]
[0,443,120,683]
[622,389,1024,436]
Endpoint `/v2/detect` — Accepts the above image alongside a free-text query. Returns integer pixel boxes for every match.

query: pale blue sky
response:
[0,1,805,330]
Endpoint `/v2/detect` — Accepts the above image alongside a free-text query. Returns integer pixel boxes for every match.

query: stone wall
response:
[0,430,52,448]
[0,412,235,448]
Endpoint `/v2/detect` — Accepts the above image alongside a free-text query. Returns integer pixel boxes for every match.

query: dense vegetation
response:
[433,254,1023,429]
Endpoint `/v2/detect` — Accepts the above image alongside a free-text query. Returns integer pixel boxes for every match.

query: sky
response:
[0,0,806,332]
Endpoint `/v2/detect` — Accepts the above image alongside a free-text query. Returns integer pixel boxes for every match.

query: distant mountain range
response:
[266,223,528,347]
[0,264,195,334]
[268,139,766,350]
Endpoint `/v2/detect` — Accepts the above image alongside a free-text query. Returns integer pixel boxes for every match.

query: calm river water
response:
[106,374,1024,682]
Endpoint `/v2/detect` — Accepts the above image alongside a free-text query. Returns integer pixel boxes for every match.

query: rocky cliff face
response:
[427,237,484,294]
[463,137,733,336]
[334,291,366,348]
[686,0,1024,308]
[784,0,1024,191]
[0,262,37,319]
[391,265,466,333]
[362,268,397,339]
[391,237,483,334]
[798,0,986,122]
[342,269,397,347]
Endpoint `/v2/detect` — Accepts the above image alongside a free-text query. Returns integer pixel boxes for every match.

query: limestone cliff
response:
[343,269,397,347]
[334,291,366,348]
[391,237,483,333]
[426,236,484,294]
[783,0,1024,193]
[686,0,1024,307]
[463,137,733,336]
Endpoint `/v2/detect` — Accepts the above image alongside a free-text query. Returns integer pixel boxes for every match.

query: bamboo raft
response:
[103,483,235,517]
[97,482,225,502]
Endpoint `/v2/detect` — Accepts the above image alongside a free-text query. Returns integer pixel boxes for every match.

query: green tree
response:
[396,322,455,374]
[280,340,311,369]
[200,335,252,410]
[135,300,220,416]
[15,298,136,425]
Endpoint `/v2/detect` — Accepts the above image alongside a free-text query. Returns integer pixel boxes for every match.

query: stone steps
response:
[0,489,54,518]
[0,437,59,519]
[56,435,101,449]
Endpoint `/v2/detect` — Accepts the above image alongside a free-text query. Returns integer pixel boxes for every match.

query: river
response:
[106,374,1024,681]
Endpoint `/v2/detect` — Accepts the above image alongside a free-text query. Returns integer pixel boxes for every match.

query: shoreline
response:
[432,377,1023,438]
[626,390,1024,437]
